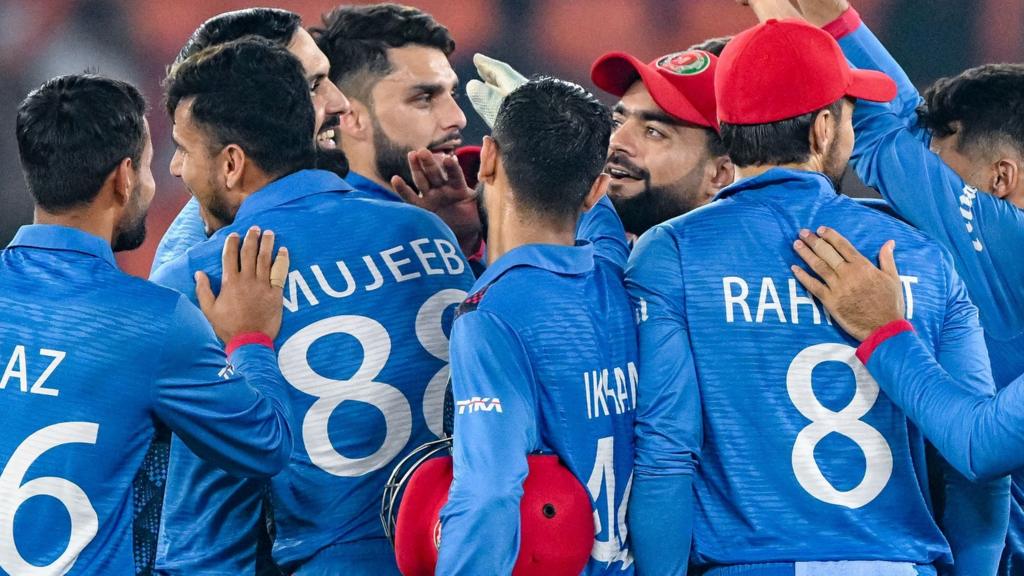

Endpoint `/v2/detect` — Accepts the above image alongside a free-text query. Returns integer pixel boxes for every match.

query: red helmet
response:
[381,439,594,576]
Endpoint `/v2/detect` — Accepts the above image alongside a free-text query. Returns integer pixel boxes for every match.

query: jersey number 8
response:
[278,289,465,477]
[787,343,893,509]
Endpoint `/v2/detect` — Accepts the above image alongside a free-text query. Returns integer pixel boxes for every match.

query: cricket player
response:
[1,74,293,575]
[791,227,1024,483]
[153,38,474,575]
[313,4,629,270]
[438,77,636,575]
[788,1,1024,570]
[151,7,350,274]
[626,18,1008,575]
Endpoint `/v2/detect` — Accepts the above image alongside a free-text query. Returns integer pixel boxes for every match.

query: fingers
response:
[800,229,845,270]
[392,175,421,204]
[195,271,214,315]
[793,237,839,285]
[221,232,240,285]
[442,154,468,189]
[878,239,899,278]
[416,149,448,185]
[407,150,434,193]
[816,226,863,264]
[256,230,275,282]
[473,53,499,84]
[270,247,289,290]
[239,226,261,279]
[791,264,828,300]
[466,79,501,128]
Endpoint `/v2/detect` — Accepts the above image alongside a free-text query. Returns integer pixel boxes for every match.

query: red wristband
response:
[823,6,862,40]
[856,319,914,365]
[226,332,275,357]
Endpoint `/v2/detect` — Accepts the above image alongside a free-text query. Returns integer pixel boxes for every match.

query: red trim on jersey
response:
[856,319,914,364]
[226,331,275,356]
[823,6,863,40]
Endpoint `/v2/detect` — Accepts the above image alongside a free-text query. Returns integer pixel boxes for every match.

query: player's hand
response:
[466,53,527,128]
[794,0,850,27]
[790,226,904,341]
[737,0,804,21]
[195,226,290,343]
[393,149,483,256]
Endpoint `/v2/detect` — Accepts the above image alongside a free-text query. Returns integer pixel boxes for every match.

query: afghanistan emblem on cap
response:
[656,50,711,76]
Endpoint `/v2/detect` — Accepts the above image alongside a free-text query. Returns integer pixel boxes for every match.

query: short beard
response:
[371,114,462,191]
[822,141,849,194]
[315,147,350,178]
[606,153,710,236]
[112,183,148,252]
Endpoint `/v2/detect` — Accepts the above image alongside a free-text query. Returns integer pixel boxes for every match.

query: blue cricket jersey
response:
[0,225,292,575]
[438,242,636,575]
[152,170,475,575]
[832,11,1024,574]
[624,168,1008,575]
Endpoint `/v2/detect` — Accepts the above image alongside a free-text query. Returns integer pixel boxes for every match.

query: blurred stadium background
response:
[2,0,1022,277]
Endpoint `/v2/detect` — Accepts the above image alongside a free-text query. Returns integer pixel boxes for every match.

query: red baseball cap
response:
[455,145,481,189]
[716,18,896,125]
[394,454,594,576]
[591,49,720,132]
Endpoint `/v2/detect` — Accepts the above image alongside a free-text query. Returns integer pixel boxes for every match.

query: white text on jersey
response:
[283,237,465,313]
[457,397,503,414]
[585,362,638,420]
[722,275,919,324]
[1,345,66,396]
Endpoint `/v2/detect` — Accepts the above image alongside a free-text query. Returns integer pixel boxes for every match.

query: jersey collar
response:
[7,224,117,268]
[346,171,403,202]
[472,241,595,293]
[234,169,354,221]
[715,167,837,202]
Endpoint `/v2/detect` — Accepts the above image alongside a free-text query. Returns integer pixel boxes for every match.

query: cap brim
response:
[591,52,714,130]
[846,68,897,103]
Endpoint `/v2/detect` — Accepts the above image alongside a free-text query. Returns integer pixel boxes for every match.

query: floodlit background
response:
[2,0,1022,276]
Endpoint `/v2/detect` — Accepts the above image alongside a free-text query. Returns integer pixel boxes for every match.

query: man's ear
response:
[479,136,499,185]
[222,144,246,190]
[708,155,735,192]
[810,107,836,158]
[110,156,135,207]
[991,156,1020,200]
[582,172,611,212]
[341,98,371,143]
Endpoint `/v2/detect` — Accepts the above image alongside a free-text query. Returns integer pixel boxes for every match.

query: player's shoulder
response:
[457,265,551,323]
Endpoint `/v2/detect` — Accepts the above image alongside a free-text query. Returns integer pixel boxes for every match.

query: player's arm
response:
[150,228,294,478]
[437,309,539,575]
[150,196,207,276]
[793,229,1010,575]
[625,225,701,576]
[792,227,1021,479]
[577,194,630,272]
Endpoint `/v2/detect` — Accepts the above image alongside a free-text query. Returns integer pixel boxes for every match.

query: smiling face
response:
[365,44,466,184]
[169,98,236,235]
[113,119,157,252]
[287,27,349,151]
[605,80,717,234]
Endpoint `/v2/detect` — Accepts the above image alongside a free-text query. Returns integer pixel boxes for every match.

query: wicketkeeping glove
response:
[466,53,528,128]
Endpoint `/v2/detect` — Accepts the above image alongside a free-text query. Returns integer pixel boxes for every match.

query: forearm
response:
[629,472,693,575]
[861,323,1024,480]
[937,458,1010,576]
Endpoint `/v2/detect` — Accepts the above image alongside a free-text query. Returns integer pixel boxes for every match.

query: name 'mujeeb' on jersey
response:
[625,167,1002,571]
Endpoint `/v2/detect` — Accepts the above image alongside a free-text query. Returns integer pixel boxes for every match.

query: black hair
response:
[492,76,612,220]
[311,4,454,102]
[164,37,315,178]
[918,63,1024,157]
[720,99,843,167]
[176,8,301,65]
[688,35,732,57]
[16,74,147,212]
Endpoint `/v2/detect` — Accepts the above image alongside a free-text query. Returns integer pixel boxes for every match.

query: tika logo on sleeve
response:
[456,396,503,414]
[218,363,235,380]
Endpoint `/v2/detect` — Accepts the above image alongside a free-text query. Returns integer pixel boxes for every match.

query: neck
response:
[346,152,391,190]
[34,207,114,245]
[735,161,817,181]
[487,208,577,264]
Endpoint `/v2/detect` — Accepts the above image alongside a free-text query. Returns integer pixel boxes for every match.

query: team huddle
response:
[3,0,1024,574]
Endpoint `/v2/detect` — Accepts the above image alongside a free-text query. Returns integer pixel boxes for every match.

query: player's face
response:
[113,120,156,252]
[930,129,1024,208]
[605,81,716,235]
[169,99,236,236]
[287,28,349,152]
[367,45,466,186]
[822,99,855,190]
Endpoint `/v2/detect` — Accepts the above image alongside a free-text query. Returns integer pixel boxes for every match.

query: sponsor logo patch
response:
[456,396,503,414]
